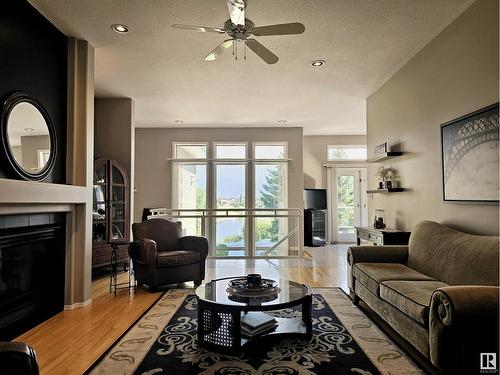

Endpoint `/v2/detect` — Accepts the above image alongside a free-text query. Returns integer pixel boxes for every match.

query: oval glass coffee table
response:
[195,276,312,354]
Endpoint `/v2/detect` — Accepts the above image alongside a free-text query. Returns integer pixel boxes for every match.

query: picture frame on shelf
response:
[374,142,388,157]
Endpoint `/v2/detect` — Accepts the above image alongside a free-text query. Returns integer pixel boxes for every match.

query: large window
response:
[254,143,288,256]
[174,143,207,159]
[172,143,208,236]
[172,141,288,257]
[327,145,367,161]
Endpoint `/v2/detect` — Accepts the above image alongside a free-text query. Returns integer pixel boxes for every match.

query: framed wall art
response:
[441,103,499,202]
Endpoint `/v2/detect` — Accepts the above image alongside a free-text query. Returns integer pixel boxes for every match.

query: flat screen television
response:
[304,189,327,210]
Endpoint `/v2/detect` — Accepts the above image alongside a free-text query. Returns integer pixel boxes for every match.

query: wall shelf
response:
[367,188,406,194]
[367,152,403,163]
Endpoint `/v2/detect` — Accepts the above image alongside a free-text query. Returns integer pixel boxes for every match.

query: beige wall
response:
[94,98,134,176]
[134,127,303,222]
[303,135,366,189]
[20,135,50,171]
[94,98,135,229]
[11,145,23,165]
[367,0,499,235]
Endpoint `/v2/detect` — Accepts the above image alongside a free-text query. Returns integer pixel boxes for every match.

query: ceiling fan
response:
[172,0,305,64]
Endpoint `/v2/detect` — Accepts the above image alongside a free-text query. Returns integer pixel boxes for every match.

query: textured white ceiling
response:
[30,0,473,135]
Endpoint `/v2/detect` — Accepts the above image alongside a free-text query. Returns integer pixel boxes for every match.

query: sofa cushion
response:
[157,250,200,267]
[380,280,449,325]
[353,263,436,296]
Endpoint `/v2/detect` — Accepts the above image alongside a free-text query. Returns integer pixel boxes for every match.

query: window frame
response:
[213,141,248,160]
[170,140,290,257]
[252,141,288,161]
[172,142,208,159]
[326,144,367,162]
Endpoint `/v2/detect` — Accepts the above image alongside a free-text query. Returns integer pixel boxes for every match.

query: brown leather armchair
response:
[129,218,209,291]
[0,342,39,375]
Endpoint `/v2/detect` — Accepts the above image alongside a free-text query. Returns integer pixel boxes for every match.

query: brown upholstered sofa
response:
[130,218,209,291]
[348,221,499,374]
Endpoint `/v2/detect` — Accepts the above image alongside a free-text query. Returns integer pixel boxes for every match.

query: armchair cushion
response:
[157,250,200,267]
[380,280,449,325]
[353,263,435,296]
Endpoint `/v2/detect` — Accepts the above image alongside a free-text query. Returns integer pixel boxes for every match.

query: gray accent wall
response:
[366,0,499,235]
[94,98,135,232]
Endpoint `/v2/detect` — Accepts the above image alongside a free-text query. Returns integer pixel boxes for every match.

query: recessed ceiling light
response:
[175,120,184,124]
[278,120,287,124]
[311,60,326,67]
[24,127,34,132]
[111,24,129,34]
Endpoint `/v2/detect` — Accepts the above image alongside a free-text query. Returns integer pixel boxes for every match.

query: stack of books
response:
[241,312,278,338]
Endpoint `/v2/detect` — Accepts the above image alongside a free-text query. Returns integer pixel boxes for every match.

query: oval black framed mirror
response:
[0,92,57,181]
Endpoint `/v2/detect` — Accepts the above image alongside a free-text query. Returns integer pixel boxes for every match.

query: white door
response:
[336,168,367,242]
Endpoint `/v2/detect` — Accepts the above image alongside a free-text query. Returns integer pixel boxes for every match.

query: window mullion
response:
[247,159,254,257]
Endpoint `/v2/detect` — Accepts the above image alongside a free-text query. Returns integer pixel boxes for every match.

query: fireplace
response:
[0,213,65,340]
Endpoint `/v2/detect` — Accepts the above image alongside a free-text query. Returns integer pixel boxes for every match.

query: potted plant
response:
[376,166,397,189]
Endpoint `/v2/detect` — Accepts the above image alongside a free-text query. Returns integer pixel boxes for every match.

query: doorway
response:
[334,168,367,243]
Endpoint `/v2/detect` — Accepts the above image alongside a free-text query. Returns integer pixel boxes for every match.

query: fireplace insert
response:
[0,215,65,340]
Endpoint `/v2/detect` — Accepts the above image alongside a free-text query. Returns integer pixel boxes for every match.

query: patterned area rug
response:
[87,288,424,375]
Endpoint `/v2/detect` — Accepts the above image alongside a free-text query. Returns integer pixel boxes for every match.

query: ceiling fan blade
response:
[252,22,305,36]
[172,24,226,34]
[246,39,279,64]
[227,0,246,26]
[205,39,234,61]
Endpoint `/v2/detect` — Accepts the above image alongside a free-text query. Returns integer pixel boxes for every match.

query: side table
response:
[355,226,411,246]
[109,240,135,296]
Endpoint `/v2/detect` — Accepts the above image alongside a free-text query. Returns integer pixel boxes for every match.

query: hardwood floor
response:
[15,244,350,375]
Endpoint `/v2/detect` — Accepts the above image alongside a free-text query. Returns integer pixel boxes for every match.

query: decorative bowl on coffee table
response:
[195,276,312,354]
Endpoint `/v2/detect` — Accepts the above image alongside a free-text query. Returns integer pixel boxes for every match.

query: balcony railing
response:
[148,208,303,258]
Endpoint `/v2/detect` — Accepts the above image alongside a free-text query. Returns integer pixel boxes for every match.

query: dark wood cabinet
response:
[355,226,410,246]
[304,209,327,247]
[92,158,130,269]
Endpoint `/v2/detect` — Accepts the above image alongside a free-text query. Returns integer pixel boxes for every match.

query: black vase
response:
[247,274,262,288]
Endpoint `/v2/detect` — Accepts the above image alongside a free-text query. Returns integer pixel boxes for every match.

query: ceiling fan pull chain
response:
[235,42,238,60]
[244,42,247,60]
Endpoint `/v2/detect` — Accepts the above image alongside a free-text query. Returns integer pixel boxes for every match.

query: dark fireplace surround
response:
[0,213,65,340]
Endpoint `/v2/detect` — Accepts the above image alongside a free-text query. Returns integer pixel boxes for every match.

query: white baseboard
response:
[64,298,92,310]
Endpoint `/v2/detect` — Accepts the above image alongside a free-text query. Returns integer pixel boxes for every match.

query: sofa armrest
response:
[429,286,499,372]
[129,238,157,264]
[179,236,209,260]
[347,245,409,265]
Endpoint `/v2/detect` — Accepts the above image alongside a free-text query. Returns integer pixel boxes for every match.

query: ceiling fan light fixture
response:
[111,24,129,34]
[311,60,326,67]
[175,120,184,124]
[24,127,35,132]
[278,120,287,124]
